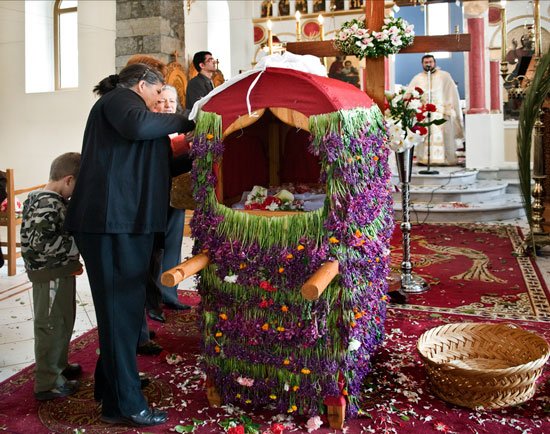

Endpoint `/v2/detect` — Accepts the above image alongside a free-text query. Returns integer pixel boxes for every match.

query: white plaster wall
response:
[0,0,116,187]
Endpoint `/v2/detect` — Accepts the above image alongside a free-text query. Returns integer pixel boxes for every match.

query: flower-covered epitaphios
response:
[334,16,414,59]
[384,87,446,153]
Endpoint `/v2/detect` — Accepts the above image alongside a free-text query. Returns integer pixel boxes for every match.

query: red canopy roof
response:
[201,67,375,132]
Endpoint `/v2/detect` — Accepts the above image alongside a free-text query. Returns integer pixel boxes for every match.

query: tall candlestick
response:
[295,11,301,41]
[267,19,273,54]
[500,1,507,62]
[318,14,324,41]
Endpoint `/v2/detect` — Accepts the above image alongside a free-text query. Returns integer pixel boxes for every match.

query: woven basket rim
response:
[417,322,550,375]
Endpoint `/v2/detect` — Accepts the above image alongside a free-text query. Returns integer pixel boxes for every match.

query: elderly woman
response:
[66,63,194,427]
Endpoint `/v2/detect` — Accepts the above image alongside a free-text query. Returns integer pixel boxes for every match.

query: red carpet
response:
[390,223,550,322]
[0,224,549,433]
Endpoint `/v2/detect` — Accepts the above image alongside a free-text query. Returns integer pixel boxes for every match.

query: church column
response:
[115,0,185,71]
[489,60,501,113]
[465,16,488,114]
[464,2,504,170]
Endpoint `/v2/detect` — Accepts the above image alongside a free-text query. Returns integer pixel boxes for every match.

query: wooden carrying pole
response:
[301,260,339,300]
[161,253,210,287]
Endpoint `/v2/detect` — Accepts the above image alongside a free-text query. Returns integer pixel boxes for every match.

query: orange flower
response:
[342,389,349,396]
[215,331,223,337]
[283,359,290,365]
[350,321,357,328]
[261,323,270,331]
[355,312,363,319]
[329,237,339,244]
[373,155,379,161]
[214,345,221,353]
[286,253,294,260]
[355,155,362,160]
[281,305,289,313]
[278,267,285,273]
[354,229,362,237]
[292,385,299,392]
[381,295,389,302]
[297,244,305,251]
[287,405,297,413]
[239,263,247,269]
[219,313,228,320]
[301,368,311,375]
[206,133,214,140]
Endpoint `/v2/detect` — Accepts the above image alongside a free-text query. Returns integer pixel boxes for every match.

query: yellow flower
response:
[236,393,241,399]
[219,313,228,320]
[215,331,223,337]
[292,385,299,392]
[262,323,270,331]
[276,326,285,332]
[269,394,277,400]
[297,244,305,251]
[381,294,389,302]
[287,405,297,413]
[245,399,252,404]
[329,237,339,244]
[206,133,214,140]
[301,368,311,375]
[286,253,294,260]
[281,305,289,313]
[283,359,290,365]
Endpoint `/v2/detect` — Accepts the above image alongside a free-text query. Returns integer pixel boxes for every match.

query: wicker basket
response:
[417,322,550,409]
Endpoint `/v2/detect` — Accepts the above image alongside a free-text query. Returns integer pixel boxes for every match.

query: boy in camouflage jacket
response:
[21,152,83,400]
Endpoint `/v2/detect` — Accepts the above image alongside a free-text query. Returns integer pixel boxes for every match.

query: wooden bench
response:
[0,169,45,276]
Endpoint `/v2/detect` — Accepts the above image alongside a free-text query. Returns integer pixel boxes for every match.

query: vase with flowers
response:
[385,86,446,294]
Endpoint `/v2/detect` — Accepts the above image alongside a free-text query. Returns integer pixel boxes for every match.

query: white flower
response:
[224,274,238,283]
[391,36,402,46]
[265,201,279,211]
[407,99,422,111]
[348,338,362,351]
[306,416,323,432]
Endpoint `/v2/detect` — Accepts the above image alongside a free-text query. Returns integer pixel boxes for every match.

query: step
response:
[393,194,525,223]
[476,166,520,181]
[392,180,509,203]
[392,167,478,187]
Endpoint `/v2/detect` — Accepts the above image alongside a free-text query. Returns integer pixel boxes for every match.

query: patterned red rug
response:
[0,224,549,433]
[389,223,550,322]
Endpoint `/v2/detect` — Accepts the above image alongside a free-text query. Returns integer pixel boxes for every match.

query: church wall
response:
[0,0,116,187]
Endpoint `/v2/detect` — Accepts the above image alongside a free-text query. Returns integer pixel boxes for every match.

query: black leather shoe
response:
[101,408,168,427]
[148,309,166,323]
[137,340,163,355]
[35,380,79,401]
[61,363,82,379]
[388,290,408,304]
[149,330,156,340]
[164,302,191,311]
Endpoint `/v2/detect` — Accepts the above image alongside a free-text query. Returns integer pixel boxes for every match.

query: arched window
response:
[54,0,78,89]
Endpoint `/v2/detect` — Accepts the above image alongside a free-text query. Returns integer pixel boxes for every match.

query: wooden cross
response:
[286,0,471,109]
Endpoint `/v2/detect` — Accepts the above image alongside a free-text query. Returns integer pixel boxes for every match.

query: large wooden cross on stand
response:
[286,0,471,110]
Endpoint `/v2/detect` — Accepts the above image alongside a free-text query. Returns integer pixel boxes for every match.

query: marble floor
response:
[2,222,550,385]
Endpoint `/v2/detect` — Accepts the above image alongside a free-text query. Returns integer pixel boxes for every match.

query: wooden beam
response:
[285,34,471,58]
[364,0,386,109]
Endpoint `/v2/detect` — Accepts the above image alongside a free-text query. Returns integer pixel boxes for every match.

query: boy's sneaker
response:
[62,363,82,379]
[35,380,79,401]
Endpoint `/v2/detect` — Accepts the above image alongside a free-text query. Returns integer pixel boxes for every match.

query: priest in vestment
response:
[407,54,464,166]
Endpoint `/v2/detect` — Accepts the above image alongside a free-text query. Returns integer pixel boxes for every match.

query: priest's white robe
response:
[407,68,464,165]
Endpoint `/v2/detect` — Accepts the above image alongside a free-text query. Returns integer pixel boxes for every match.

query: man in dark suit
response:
[186,51,217,111]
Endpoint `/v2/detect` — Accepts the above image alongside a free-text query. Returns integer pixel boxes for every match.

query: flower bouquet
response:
[244,185,304,211]
[384,87,446,153]
[334,16,414,59]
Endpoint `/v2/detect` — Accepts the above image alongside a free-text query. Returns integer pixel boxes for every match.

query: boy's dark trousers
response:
[73,232,153,417]
[33,276,76,393]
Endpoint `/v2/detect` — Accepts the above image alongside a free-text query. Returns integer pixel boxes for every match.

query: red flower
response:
[259,280,277,292]
[259,298,274,308]
[414,86,424,95]
[261,196,281,209]
[411,125,428,135]
[415,112,426,122]
[228,426,245,434]
[425,103,437,112]
[270,423,286,434]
